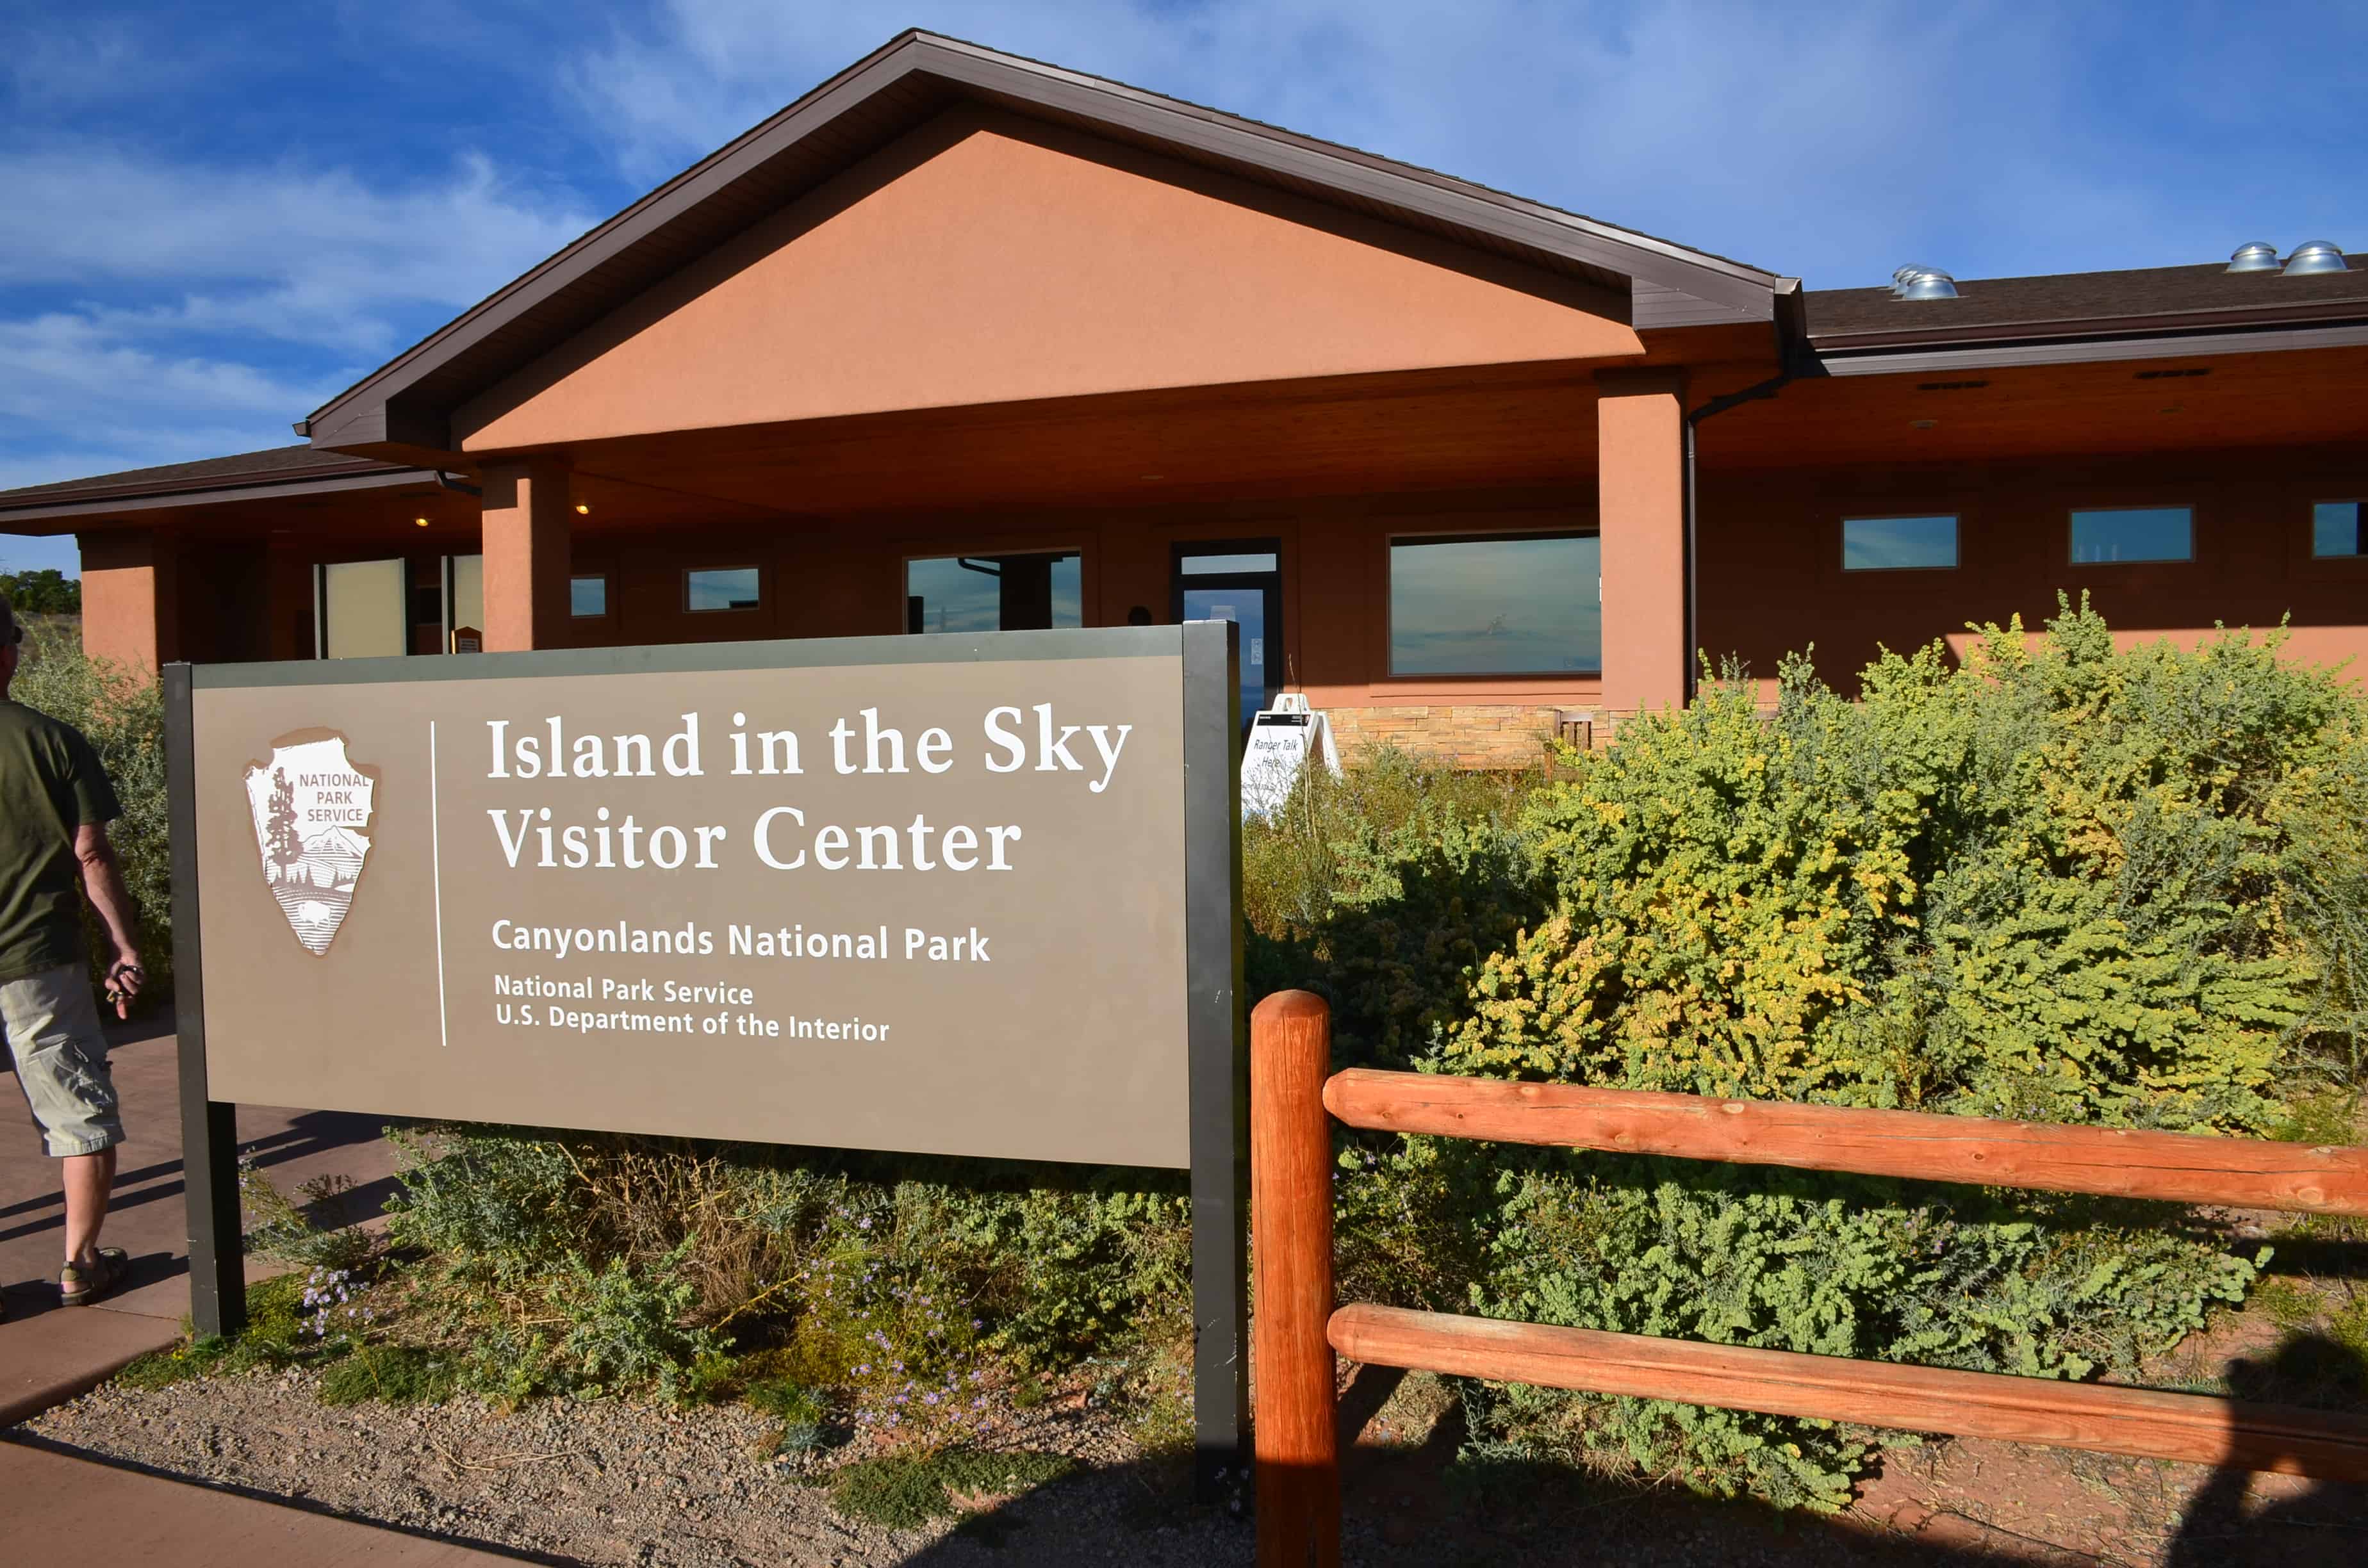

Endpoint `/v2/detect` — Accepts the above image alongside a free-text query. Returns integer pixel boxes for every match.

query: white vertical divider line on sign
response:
[430,719,448,1049]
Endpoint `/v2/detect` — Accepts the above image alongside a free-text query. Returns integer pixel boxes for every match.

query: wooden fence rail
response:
[1250,991,2368,1568]
[1324,1067,2368,1216]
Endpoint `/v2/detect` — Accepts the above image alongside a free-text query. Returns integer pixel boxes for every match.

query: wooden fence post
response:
[1251,990,1340,1567]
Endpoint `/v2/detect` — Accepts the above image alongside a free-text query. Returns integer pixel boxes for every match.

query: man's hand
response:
[104,953,144,1020]
[76,823,145,1020]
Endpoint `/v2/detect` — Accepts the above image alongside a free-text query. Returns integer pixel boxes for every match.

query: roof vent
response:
[2226,241,2282,273]
[2284,241,2352,275]
[1892,265,1959,300]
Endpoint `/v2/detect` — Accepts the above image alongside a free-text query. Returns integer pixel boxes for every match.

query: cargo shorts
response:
[3,962,124,1157]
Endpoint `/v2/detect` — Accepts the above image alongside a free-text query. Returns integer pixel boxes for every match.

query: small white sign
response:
[1241,694,1339,819]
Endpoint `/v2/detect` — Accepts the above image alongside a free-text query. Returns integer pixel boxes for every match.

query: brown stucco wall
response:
[1596,369,1688,715]
[76,530,176,674]
[1695,446,2368,695]
[456,109,1639,452]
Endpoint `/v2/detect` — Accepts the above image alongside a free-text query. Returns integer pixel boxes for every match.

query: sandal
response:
[59,1248,127,1307]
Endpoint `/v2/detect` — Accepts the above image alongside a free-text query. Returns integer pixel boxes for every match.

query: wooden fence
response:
[1248,990,2368,1567]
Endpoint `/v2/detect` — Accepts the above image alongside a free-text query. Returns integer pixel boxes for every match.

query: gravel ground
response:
[21,1359,2364,1565]
[15,1368,1249,1567]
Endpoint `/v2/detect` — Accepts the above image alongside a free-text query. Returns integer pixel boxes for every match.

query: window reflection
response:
[1389,533,1599,675]
[2071,507,2192,564]
[1843,516,1957,571]
[686,567,761,612]
[906,552,1081,633]
[2314,501,2363,559]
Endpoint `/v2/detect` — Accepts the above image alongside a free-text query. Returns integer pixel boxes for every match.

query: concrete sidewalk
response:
[0,1439,534,1565]
[5,1018,479,1563]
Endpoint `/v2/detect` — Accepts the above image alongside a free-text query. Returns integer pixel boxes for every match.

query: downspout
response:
[1679,282,1811,703]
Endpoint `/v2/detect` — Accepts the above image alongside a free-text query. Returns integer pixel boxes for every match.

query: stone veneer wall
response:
[1324,704,1581,769]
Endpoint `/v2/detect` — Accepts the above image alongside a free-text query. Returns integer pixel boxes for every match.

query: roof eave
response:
[1809,317,2368,377]
[0,464,434,529]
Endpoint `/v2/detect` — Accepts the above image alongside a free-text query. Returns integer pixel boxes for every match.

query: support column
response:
[480,458,572,651]
[1595,368,1688,717]
[75,528,179,676]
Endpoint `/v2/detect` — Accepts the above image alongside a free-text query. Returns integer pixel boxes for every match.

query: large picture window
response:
[906,551,1081,634]
[1388,532,1600,676]
[2071,507,2192,564]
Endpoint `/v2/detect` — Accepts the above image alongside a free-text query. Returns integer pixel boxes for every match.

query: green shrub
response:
[1247,747,1547,1070]
[380,1125,1192,1413]
[1281,600,2366,1508]
[1454,602,2361,1128]
[10,620,172,994]
[825,1448,1074,1528]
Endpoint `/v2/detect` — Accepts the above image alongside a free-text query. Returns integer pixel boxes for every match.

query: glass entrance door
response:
[1173,541,1283,722]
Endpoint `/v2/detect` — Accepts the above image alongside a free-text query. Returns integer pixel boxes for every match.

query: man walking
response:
[0,596,144,1311]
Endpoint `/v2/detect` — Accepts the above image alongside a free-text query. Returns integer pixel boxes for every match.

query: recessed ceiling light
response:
[414,516,430,527]
[575,502,591,514]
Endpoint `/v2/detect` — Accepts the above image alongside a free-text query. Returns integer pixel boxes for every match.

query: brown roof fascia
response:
[1809,296,2368,352]
[0,465,436,529]
[302,30,1783,453]
[1810,318,2368,378]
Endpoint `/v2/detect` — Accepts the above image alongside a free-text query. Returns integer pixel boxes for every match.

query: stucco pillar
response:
[74,528,179,676]
[1595,368,1688,716]
[480,459,572,651]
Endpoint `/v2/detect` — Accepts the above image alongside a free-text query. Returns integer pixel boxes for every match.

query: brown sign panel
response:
[183,630,1233,1170]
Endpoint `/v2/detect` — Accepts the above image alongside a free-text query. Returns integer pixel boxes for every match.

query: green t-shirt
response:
[0,701,121,983]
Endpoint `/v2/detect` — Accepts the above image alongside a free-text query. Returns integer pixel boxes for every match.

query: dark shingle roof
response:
[1805,255,2368,348]
[0,445,410,512]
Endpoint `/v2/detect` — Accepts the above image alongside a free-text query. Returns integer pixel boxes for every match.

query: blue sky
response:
[4,1,2362,575]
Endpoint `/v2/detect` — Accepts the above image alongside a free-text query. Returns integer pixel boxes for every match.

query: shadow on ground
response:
[892,1349,2368,1568]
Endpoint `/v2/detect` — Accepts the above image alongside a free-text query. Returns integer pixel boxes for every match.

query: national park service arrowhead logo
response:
[244,731,377,956]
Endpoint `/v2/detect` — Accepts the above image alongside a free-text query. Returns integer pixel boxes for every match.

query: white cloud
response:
[559,1,2362,287]
[0,140,598,500]
[0,145,595,309]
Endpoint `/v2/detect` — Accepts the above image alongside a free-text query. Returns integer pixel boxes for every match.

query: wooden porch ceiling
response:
[1700,344,2368,472]
[552,360,1613,520]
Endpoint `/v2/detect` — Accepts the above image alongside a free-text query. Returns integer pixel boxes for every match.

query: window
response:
[2314,500,2364,558]
[2071,507,2192,564]
[1178,550,1278,575]
[571,575,609,617]
[1388,532,1600,676]
[905,551,1081,633]
[318,559,407,659]
[445,554,483,642]
[1843,515,1958,571]
[685,566,761,612]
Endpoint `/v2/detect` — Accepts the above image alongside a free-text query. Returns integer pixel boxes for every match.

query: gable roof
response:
[302,29,1787,453]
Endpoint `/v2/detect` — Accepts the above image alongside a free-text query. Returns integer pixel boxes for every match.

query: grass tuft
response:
[826,1448,1075,1529]
[317,1343,459,1405]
